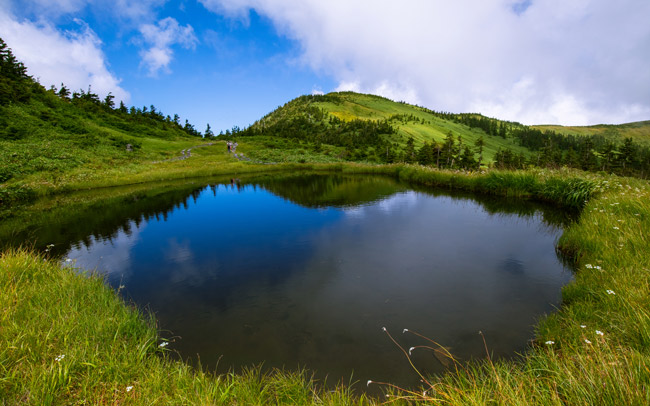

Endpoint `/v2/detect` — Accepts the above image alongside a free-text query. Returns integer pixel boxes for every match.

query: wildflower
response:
[55,354,65,362]
[580,325,587,329]
[613,227,620,230]
[159,341,168,348]
[65,258,72,262]
[585,264,593,269]
[595,266,602,270]
[596,330,604,336]
[585,339,592,344]
[126,386,133,392]
[606,289,615,295]
[545,341,555,345]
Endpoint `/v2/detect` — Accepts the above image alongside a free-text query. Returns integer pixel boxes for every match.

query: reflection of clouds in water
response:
[164,238,219,286]
[64,220,144,279]
[343,191,418,218]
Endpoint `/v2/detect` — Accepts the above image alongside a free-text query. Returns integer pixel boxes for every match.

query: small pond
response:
[1,173,575,392]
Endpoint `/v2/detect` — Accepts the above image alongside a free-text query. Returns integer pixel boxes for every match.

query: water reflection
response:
[0,173,575,392]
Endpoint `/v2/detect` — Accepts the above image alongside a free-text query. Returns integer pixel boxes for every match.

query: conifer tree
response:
[205,123,214,138]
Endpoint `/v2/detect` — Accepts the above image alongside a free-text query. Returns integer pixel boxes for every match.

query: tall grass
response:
[1,164,649,405]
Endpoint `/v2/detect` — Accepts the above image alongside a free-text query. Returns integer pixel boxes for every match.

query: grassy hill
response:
[235,92,650,177]
[533,120,650,145]
[241,91,528,164]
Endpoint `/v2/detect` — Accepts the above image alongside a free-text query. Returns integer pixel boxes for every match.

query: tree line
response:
[0,37,205,139]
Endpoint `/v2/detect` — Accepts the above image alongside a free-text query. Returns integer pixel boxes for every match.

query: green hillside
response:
[533,121,650,145]
[235,91,650,177]
[242,91,528,165]
[0,38,213,196]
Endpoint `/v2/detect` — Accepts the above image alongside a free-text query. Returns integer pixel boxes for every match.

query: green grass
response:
[310,92,530,161]
[533,120,650,145]
[2,164,650,405]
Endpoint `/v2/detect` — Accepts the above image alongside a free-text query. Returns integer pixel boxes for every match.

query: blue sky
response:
[1,0,649,131]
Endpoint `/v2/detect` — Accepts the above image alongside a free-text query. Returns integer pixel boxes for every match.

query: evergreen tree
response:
[441,132,456,168]
[103,92,115,109]
[58,83,70,99]
[0,37,32,104]
[474,136,485,170]
[403,136,416,163]
[205,123,214,138]
[618,137,638,172]
[459,146,476,170]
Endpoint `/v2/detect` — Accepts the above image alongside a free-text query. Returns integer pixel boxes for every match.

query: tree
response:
[204,123,214,138]
[403,137,416,163]
[474,136,485,170]
[58,83,70,99]
[441,132,456,168]
[458,146,476,170]
[103,92,115,109]
[618,137,638,173]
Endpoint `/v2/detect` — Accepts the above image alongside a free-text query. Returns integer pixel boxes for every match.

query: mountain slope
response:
[533,121,650,145]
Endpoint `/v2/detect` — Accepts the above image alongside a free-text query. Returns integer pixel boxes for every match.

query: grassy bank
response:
[1,165,649,405]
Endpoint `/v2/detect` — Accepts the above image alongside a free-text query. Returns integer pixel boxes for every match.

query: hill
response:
[533,121,650,145]
[235,91,650,176]
[0,38,209,192]
[239,92,528,166]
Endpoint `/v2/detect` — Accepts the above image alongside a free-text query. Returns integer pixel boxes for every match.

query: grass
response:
[532,120,650,145]
[2,162,650,404]
[314,92,530,161]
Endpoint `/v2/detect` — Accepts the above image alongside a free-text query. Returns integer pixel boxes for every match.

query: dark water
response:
[1,173,575,392]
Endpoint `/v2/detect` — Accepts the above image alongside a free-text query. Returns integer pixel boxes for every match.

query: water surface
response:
[1,173,574,391]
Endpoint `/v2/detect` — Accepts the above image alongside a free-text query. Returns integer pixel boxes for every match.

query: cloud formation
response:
[200,0,650,125]
[0,9,129,103]
[138,17,198,76]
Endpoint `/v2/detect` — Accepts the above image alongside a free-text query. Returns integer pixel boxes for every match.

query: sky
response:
[1,0,649,132]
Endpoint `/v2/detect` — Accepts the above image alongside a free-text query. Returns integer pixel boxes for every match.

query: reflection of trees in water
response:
[0,184,207,257]
[251,173,407,208]
[0,172,577,264]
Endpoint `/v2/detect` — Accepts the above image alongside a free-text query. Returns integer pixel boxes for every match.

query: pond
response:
[1,173,575,392]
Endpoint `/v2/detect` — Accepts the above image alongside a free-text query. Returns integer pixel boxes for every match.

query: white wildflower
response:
[65,258,72,262]
[595,266,602,270]
[126,386,133,392]
[606,289,615,295]
[596,330,604,336]
[545,341,555,345]
[585,264,593,269]
[613,227,619,230]
[159,341,168,348]
[55,354,65,362]
[580,325,587,329]
[585,339,592,344]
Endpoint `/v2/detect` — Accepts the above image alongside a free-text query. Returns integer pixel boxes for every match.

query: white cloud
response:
[0,10,129,103]
[200,0,650,125]
[138,17,198,76]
